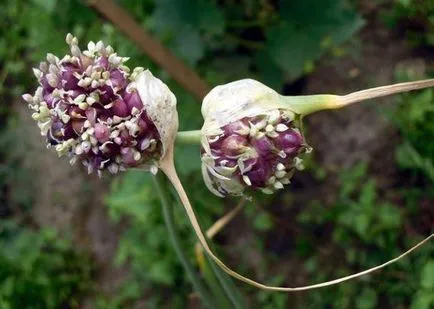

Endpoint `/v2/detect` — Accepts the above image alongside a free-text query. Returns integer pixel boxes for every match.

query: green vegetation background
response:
[0,0,433,308]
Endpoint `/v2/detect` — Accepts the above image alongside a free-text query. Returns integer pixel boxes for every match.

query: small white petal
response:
[32,68,42,79]
[22,94,33,103]
[274,181,284,190]
[294,157,305,170]
[242,175,252,186]
[275,123,289,132]
[71,45,81,57]
[268,110,280,124]
[265,124,274,133]
[150,165,158,175]
[78,102,89,110]
[281,178,290,185]
[66,33,73,44]
[108,163,119,174]
[74,94,86,103]
[133,151,141,161]
[46,53,58,64]
[87,41,96,52]
[275,170,286,178]
[267,176,276,184]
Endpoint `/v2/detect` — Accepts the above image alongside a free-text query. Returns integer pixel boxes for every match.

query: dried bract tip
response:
[22,33,176,175]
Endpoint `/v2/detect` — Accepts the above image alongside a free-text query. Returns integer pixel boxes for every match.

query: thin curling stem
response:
[153,173,218,309]
[160,148,434,292]
[195,202,245,269]
[195,200,247,309]
[286,79,434,116]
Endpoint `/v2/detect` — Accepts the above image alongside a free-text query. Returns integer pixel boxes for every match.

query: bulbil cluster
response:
[200,79,311,197]
[22,34,162,176]
[202,110,308,196]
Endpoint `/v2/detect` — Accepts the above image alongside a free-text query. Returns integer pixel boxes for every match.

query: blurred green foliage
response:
[0,221,94,309]
[297,163,433,309]
[101,170,226,307]
[393,70,434,182]
[385,0,434,47]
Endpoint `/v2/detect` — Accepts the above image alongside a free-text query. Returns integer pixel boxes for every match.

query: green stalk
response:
[206,253,247,309]
[176,130,202,145]
[282,94,338,116]
[153,173,217,309]
[283,79,434,116]
[201,257,234,309]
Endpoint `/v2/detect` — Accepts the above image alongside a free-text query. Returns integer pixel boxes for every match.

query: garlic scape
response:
[200,78,434,197]
[22,34,177,176]
[163,78,434,292]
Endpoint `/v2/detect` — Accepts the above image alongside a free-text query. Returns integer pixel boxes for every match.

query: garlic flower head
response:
[201,79,310,197]
[22,33,177,176]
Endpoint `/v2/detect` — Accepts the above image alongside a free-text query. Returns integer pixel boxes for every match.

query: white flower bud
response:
[200,79,306,197]
[201,79,292,137]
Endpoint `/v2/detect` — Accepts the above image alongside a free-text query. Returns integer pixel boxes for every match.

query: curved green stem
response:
[153,173,217,309]
[282,94,338,116]
[283,79,434,116]
[176,130,202,145]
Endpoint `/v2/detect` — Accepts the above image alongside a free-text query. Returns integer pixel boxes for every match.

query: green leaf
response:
[420,260,434,290]
[31,0,56,12]
[150,0,224,64]
[411,291,434,309]
[356,288,378,309]
[253,212,274,231]
[175,145,201,175]
[261,0,364,81]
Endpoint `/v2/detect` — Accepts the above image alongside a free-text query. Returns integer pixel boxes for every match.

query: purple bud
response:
[124,91,143,112]
[94,123,110,142]
[224,120,249,135]
[97,56,109,69]
[43,92,56,108]
[40,75,54,91]
[244,158,272,188]
[252,136,274,157]
[110,69,127,89]
[275,129,303,155]
[61,65,79,90]
[85,108,97,126]
[221,135,247,157]
[201,110,308,196]
[138,118,148,133]
[111,99,129,117]
[121,147,138,166]
[48,120,76,145]
[99,85,115,105]
[72,119,85,134]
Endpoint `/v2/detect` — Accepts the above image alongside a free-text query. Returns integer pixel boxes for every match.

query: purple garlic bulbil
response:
[201,79,310,196]
[22,33,176,176]
[202,110,308,196]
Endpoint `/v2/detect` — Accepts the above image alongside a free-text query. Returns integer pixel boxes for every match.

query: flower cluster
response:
[22,34,164,176]
[202,109,308,196]
[200,79,310,197]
